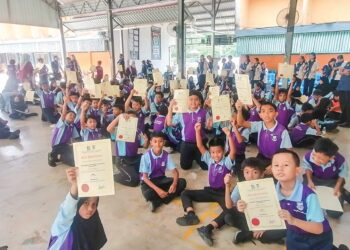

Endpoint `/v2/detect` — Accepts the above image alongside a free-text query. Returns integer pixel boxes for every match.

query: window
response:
[128,29,139,60]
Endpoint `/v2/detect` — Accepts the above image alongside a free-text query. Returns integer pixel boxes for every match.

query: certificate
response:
[105,84,120,97]
[206,72,215,86]
[117,64,124,72]
[315,186,343,212]
[90,84,102,98]
[211,95,231,122]
[237,178,286,231]
[235,74,253,105]
[179,79,188,89]
[73,139,115,197]
[221,69,228,77]
[153,71,164,85]
[133,79,148,96]
[25,90,35,102]
[22,81,31,91]
[187,67,196,75]
[170,80,179,91]
[208,86,220,99]
[116,116,138,142]
[278,63,294,79]
[173,89,189,113]
[66,70,78,84]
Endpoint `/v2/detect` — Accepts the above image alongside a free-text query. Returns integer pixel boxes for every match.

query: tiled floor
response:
[1,105,350,250]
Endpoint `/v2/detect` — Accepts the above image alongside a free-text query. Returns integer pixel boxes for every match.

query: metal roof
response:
[59,0,235,34]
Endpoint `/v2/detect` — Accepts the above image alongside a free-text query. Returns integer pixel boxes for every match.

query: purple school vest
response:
[209,162,231,189]
[51,123,75,146]
[89,109,101,120]
[43,91,55,108]
[253,89,263,99]
[87,129,102,141]
[258,122,285,159]
[305,151,345,180]
[280,184,331,234]
[182,109,207,143]
[276,102,294,128]
[153,116,166,132]
[116,129,142,157]
[137,110,146,132]
[291,123,309,144]
[148,150,169,179]
[231,128,246,156]
[248,107,261,122]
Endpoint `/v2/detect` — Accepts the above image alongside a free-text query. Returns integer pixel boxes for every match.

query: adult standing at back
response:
[94,60,103,84]
[19,54,34,88]
[336,60,350,128]
[303,52,319,96]
[331,55,347,91]
[239,55,253,82]
[294,55,306,89]
[117,54,125,78]
[51,55,63,81]
[224,55,236,86]
[197,55,208,91]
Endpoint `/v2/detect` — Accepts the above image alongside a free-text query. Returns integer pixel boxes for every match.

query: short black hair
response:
[256,81,263,89]
[273,149,300,166]
[241,157,265,172]
[278,88,288,94]
[208,136,225,149]
[155,92,164,98]
[101,99,111,106]
[86,115,97,122]
[126,110,137,116]
[333,90,339,97]
[113,103,124,112]
[189,90,204,104]
[157,104,168,116]
[131,96,143,105]
[300,113,314,123]
[66,110,76,117]
[313,89,322,96]
[260,101,277,111]
[150,131,165,139]
[314,138,339,157]
[301,102,314,112]
[69,91,79,97]
[241,108,250,121]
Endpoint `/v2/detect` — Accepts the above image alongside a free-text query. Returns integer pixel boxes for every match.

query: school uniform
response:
[294,62,306,87]
[291,123,320,148]
[180,151,233,227]
[304,60,319,96]
[273,100,295,128]
[224,61,235,86]
[248,107,261,122]
[36,88,60,124]
[228,127,249,180]
[252,63,262,86]
[80,128,102,141]
[50,119,80,166]
[48,193,106,250]
[112,129,145,187]
[253,88,265,100]
[277,180,333,250]
[224,185,286,243]
[302,151,348,218]
[140,149,186,204]
[87,108,103,128]
[250,121,292,166]
[172,108,209,170]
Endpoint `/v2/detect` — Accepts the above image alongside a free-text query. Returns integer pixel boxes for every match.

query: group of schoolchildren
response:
[35,64,350,250]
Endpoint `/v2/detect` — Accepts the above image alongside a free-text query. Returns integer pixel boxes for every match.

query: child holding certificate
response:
[139,132,187,212]
[290,113,321,148]
[80,101,102,141]
[273,80,295,128]
[302,138,350,218]
[271,149,348,250]
[48,97,80,167]
[48,167,107,250]
[235,100,292,173]
[125,89,150,133]
[107,111,149,187]
[225,158,286,245]
[176,123,235,229]
[166,90,211,170]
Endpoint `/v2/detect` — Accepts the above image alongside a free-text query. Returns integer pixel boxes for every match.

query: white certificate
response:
[25,90,35,102]
[66,70,78,84]
[173,89,189,113]
[117,64,123,72]
[187,67,196,75]
[208,86,220,99]
[235,74,253,105]
[22,81,31,91]
[238,178,286,231]
[211,95,231,122]
[170,80,179,91]
[105,84,120,97]
[278,63,294,79]
[133,79,148,96]
[90,84,102,98]
[153,71,164,85]
[73,139,115,197]
[206,72,215,86]
[116,116,138,142]
[221,69,228,77]
[315,186,343,212]
[179,79,188,89]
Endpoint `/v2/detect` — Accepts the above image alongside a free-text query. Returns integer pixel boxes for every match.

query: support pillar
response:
[57,3,67,67]
[107,0,116,78]
[285,0,298,63]
[177,0,185,78]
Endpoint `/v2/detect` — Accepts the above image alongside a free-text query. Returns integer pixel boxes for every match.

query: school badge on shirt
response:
[271,134,278,142]
[296,202,304,211]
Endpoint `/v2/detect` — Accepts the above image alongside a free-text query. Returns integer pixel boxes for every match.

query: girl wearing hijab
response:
[48,167,107,250]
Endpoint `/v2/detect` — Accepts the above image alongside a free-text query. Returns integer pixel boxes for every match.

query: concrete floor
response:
[1,105,350,250]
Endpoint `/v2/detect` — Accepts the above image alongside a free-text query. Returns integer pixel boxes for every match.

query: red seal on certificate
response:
[118,135,123,139]
[81,184,89,192]
[215,115,220,120]
[251,218,260,226]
